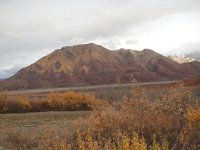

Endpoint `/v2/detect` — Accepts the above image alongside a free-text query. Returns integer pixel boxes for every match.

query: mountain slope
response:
[0,43,200,90]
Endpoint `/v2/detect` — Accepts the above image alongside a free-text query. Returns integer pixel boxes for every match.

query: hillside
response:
[0,43,200,90]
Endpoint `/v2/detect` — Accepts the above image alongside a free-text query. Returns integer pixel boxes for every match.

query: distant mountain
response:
[0,43,200,90]
[168,55,196,64]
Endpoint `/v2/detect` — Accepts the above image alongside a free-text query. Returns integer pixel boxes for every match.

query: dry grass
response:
[0,111,90,149]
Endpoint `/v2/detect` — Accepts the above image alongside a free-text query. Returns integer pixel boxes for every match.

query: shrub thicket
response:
[0,91,102,113]
[2,86,200,149]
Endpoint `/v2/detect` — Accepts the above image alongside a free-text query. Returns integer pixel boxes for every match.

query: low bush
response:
[71,86,200,149]
[0,91,103,113]
[0,92,8,112]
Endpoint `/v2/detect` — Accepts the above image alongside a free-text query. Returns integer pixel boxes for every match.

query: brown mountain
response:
[0,43,200,90]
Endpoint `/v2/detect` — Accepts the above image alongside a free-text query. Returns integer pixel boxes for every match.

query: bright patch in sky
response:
[100,11,200,54]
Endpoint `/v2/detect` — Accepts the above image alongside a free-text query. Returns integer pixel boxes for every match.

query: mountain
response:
[182,61,200,73]
[0,43,200,90]
[168,55,196,64]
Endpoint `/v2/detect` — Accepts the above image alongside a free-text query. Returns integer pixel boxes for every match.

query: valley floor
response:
[0,111,90,149]
[7,80,179,95]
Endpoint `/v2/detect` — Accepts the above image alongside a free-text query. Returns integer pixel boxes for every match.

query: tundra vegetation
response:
[0,85,200,150]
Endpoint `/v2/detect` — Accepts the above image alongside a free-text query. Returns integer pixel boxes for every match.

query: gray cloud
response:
[0,65,22,78]
[166,42,200,56]
[126,38,138,45]
[0,0,200,77]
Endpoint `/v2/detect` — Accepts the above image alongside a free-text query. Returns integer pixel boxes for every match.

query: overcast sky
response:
[0,0,200,78]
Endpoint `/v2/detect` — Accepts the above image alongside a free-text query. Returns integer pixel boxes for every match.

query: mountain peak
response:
[73,43,104,49]
[61,42,97,48]
[60,43,107,54]
[142,48,158,54]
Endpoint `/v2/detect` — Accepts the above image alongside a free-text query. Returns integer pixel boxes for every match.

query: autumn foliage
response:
[1,86,200,149]
[0,91,102,113]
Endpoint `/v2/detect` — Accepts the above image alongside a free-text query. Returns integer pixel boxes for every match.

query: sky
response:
[0,0,200,78]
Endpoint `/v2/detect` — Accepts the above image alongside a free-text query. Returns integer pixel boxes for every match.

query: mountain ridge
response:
[0,43,200,90]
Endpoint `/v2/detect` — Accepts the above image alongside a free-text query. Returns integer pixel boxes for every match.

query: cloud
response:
[0,0,200,77]
[0,65,22,78]
[169,42,200,55]
[126,39,138,45]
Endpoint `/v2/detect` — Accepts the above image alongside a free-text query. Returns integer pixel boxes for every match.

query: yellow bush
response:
[0,91,104,113]
[8,96,31,113]
[0,92,8,113]
[187,107,200,129]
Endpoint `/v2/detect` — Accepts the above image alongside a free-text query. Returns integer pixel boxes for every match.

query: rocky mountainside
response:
[0,43,200,90]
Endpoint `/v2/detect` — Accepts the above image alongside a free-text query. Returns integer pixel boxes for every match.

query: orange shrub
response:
[73,86,200,149]
[7,96,31,113]
[47,91,104,111]
[0,91,104,113]
[0,92,8,113]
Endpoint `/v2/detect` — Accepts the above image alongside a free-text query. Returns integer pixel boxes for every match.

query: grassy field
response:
[0,111,90,149]
[0,111,90,128]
